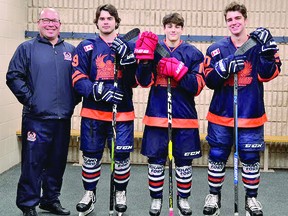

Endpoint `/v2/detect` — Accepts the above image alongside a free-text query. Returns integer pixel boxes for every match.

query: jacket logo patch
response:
[63,52,72,61]
[84,44,94,52]
[211,48,220,57]
[27,131,36,142]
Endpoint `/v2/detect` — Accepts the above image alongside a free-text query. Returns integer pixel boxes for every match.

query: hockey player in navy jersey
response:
[203,2,281,216]
[135,13,205,216]
[71,4,138,216]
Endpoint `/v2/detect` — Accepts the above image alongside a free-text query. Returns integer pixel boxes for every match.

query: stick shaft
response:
[232,37,256,215]
[233,73,238,215]
[168,77,173,215]
[109,28,140,214]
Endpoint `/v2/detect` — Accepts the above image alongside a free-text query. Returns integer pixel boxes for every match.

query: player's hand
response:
[157,57,188,81]
[250,27,273,45]
[111,37,136,65]
[260,38,278,59]
[135,31,158,60]
[215,54,246,79]
[92,82,124,105]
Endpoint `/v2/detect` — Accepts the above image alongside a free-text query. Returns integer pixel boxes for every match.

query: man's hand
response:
[111,37,136,65]
[215,55,246,79]
[134,31,158,60]
[250,27,273,45]
[260,38,278,59]
[92,82,124,105]
[157,57,188,81]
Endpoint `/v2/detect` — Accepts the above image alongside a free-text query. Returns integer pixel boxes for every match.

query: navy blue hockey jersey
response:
[72,35,137,122]
[204,36,281,128]
[136,40,205,128]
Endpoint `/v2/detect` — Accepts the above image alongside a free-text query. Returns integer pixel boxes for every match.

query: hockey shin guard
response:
[175,165,192,198]
[208,160,226,194]
[82,154,101,191]
[114,158,131,191]
[148,163,165,199]
[241,162,260,198]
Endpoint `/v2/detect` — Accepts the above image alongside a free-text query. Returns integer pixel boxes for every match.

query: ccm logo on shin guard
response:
[184,151,201,156]
[116,146,133,150]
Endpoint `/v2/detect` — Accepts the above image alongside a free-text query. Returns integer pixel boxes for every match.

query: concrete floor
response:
[0,163,287,216]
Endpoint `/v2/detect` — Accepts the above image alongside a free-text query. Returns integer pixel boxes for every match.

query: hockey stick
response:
[167,76,174,216]
[155,43,174,215]
[232,37,257,216]
[109,27,140,216]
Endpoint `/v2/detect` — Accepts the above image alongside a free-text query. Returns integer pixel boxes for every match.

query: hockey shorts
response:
[80,117,134,153]
[206,122,265,152]
[141,126,202,159]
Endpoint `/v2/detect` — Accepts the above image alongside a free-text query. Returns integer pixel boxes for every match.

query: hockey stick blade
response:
[156,43,170,57]
[122,28,140,41]
[235,38,257,56]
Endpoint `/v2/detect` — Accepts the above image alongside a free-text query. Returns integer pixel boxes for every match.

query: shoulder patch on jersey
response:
[84,44,94,52]
[211,48,220,57]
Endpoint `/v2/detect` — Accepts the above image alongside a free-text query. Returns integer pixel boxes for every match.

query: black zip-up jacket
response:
[6,34,76,119]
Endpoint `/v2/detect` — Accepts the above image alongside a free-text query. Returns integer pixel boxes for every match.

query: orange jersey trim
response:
[195,73,205,96]
[81,108,135,122]
[206,112,267,128]
[143,116,199,128]
[204,67,213,77]
[258,66,280,82]
[72,70,89,87]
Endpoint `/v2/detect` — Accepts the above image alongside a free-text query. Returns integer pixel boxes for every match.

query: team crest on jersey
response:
[95,54,114,80]
[63,52,72,61]
[84,44,94,52]
[211,48,220,57]
[27,131,36,142]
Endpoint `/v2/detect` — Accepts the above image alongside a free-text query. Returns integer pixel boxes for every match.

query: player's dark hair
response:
[162,13,184,28]
[224,1,247,20]
[93,4,121,29]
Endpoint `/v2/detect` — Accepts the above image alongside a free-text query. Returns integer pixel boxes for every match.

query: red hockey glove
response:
[134,31,158,60]
[157,57,188,82]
